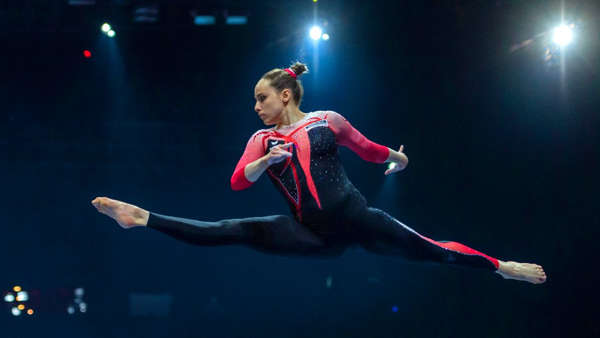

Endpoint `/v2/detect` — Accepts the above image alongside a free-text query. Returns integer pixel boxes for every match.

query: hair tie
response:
[284,68,297,79]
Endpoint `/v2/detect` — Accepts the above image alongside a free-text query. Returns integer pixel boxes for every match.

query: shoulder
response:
[318,111,349,129]
[247,128,274,144]
[312,110,346,121]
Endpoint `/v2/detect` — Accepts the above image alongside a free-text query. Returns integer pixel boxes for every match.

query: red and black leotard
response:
[146,111,500,271]
[230,111,389,223]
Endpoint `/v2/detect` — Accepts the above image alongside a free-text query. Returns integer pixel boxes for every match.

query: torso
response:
[254,111,365,224]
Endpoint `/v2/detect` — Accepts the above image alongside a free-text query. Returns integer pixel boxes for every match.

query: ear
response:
[280,88,292,103]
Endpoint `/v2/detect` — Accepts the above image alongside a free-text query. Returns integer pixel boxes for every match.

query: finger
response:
[278,142,294,149]
[272,149,292,157]
[273,154,292,163]
[273,151,292,159]
[399,145,404,152]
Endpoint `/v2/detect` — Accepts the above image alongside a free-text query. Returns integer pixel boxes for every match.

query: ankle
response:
[496,260,511,274]
[133,208,150,227]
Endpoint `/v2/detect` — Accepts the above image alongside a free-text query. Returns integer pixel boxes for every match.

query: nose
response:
[254,102,261,113]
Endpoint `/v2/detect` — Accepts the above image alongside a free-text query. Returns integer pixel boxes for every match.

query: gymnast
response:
[92,62,546,284]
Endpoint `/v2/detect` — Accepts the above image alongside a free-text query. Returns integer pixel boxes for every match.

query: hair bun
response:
[290,62,308,77]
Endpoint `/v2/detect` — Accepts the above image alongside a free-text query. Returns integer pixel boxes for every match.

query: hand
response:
[384,145,408,175]
[265,142,294,165]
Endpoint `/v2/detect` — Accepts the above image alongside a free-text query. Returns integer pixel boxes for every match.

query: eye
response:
[258,95,266,102]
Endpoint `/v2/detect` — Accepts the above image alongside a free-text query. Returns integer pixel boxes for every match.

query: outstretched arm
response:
[384,145,408,175]
[326,111,408,173]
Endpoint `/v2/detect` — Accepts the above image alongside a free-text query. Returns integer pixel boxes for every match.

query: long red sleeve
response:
[326,111,389,163]
[230,131,268,191]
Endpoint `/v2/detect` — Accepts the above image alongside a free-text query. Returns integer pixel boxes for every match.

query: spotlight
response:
[552,24,573,47]
[325,275,333,288]
[27,309,34,315]
[4,293,15,302]
[83,50,92,59]
[310,26,323,40]
[107,30,116,38]
[392,305,399,313]
[101,23,111,33]
[11,307,21,316]
[322,33,330,41]
[16,291,28,302]
[69,0,95,5]
[74,288,85,297]
[133,5,159,23]
[13,286,21,292]
[194,15,216,25]
[226,16,247,25]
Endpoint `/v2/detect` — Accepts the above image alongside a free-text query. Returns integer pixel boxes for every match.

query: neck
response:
[276,105,305,129]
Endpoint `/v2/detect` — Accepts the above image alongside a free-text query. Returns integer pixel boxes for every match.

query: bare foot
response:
[91,197,149,229]
[495,260,547,284]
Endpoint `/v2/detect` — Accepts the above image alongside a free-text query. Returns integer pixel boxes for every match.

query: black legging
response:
[147,205,499,271]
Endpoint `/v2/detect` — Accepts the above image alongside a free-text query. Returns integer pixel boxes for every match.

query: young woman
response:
[92,62,546,284]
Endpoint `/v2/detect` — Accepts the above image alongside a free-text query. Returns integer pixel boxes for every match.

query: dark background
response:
[1,0,598,337]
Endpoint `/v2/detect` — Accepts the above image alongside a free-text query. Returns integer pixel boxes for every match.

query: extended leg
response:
[92,197,344,257]
[352,207,546,283]
[355,207,499,270]
[147,212,344,257]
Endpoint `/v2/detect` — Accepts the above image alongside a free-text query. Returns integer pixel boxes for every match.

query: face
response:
[254,79,290,126]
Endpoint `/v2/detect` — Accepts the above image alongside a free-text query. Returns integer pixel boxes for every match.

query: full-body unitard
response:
[148,111,499,270]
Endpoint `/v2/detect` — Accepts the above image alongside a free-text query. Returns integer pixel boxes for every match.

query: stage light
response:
[17,304,25,310]
[194,16,216,25]
[16,291,28,302]
[107,30,116,38]
[75,288,85,297]
[83,50,92,58]
[226,16,247,25]
[101,23,111,33]
[13,286,21,292]
[4,293,15,302]
[553,24,573,47]
[79,302,87,313]
[322,33,330,41]
[310,26,323,40]
[11,307,21,316]
[27,309,34,315]
[69,0,95,5]
[67,305,75,314]
[133,5,159,23]
[392,305,398,312]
